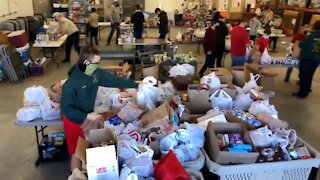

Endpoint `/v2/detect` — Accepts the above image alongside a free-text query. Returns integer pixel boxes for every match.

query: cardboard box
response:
[86,145,119,180]
[75,128,117,164]
[102,62,130,76]
[185,84,212,114]
[225,112,264,131]
[197,111,227,129]
[140,102,170,128]
[244,63,278,91]
[205,122,259,165]
[0,30,10,45]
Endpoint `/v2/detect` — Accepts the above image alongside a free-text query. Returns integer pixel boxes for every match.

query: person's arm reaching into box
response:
[61,46,137,172]
[98,70,138,88]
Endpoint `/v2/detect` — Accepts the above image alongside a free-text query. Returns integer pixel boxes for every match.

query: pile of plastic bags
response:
[198,72,289,130]
[17,85,62,122]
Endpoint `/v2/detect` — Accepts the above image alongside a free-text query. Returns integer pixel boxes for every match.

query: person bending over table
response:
[131,4,145,39]
[155,8,169,39]
[230,20,252,66]
[53,12,80,63]
[61,46,138,171]
[292,21,320,98]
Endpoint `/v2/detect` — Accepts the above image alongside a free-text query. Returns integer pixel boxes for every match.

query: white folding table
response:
[33,35,68,68]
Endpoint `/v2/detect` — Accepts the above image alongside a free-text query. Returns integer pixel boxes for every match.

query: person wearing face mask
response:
[199,21,217,77]
[61,46,138,171]
[256,28,271,53]
[285,24,310,82]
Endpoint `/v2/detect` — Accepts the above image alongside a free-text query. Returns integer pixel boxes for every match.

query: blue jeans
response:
[231,55,247,67]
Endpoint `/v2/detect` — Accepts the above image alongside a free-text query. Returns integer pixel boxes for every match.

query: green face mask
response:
[84,64,99,76]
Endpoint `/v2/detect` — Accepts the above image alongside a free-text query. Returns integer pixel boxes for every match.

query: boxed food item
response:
[75,128,118,180]
[226,111,264,131]
[86,145,118,180]
[205,122,259,164]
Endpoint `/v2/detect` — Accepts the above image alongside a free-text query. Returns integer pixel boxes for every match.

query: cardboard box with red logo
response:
[75,128,118,180]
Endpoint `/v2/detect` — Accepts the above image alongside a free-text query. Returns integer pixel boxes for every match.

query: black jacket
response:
[158,11,168,33]
[216,21,229,47]
[131,11,145,32]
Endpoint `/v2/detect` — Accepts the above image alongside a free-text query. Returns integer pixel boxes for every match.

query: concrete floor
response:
[0,27,319,180]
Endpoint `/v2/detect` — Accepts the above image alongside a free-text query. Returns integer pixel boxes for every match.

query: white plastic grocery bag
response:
[24,85,48,104]
[169,64,195,77]
[176,31,182,41]
[245,46,251,61]
[209,90,233,110]
[16,106,41,122]
[233,86,254,111]
[242,73,261,93]
[249,126,274,148]
[136,82,164,112]
[119,166,138,180]
[200,72,221,89]
[225,37,231,51]
[248,100,278,117]
[40,99,61,120]
[261,48,272,64]
[125,157,154,177]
